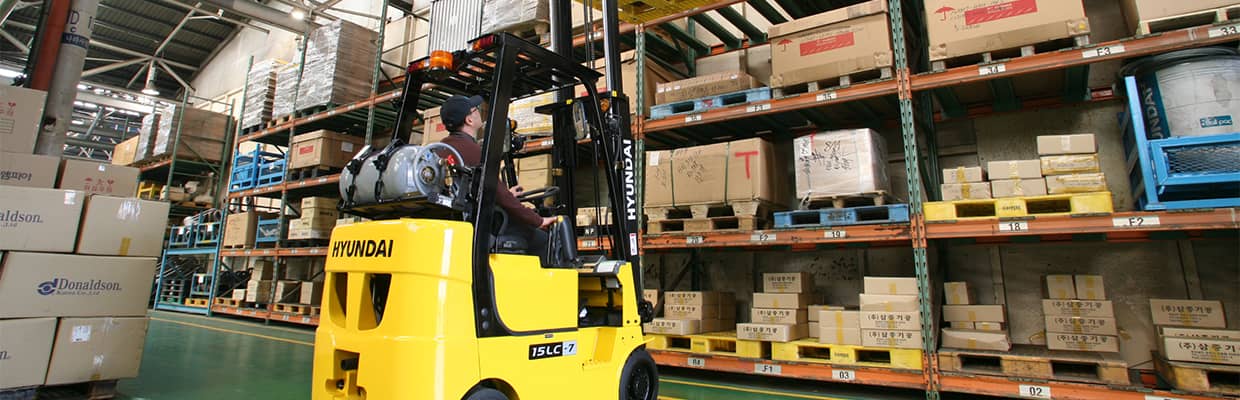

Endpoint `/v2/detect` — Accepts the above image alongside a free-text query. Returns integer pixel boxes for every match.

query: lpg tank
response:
[1124,48,1240,138]
[339,145,425,205]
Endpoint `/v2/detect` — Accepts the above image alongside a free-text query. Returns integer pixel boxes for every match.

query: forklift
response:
[311,0,657,398]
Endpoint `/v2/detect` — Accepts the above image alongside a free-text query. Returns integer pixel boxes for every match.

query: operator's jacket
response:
[441,131,544,229]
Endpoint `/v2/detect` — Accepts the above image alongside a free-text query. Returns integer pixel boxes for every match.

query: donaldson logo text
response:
[331,239,394,258]
[0,209,43,229]
[37,278,122,296]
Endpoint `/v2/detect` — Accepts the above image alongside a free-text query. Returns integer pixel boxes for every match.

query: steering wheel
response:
[516,186,560,204]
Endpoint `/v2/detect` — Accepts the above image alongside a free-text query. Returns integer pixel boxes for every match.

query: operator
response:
[439,95,557,264]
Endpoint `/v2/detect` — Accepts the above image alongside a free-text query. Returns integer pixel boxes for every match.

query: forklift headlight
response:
[470,34,497,52]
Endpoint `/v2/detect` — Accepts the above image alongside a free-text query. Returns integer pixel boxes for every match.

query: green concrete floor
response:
[116,311,928,400]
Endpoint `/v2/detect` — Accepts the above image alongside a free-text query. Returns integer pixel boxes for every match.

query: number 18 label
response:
[998,221,1029,232]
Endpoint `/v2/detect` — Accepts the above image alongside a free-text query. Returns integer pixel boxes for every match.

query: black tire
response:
[465,388,507,400]
[619,349,658,400]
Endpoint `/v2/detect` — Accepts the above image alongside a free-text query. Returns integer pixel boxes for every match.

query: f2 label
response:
[1018,384,1050,399]
[1112,215,1159,228]
[750,232,776,242]
[832,369,855,381]
[754,363,781,375]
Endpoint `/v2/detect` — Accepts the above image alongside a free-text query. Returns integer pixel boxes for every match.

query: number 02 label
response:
[1019,385,1050,399]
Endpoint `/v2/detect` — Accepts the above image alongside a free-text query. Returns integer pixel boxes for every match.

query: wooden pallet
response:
[213,298,243,307]
[773,67,894,98]
[690,331,771,359]
[801,191,891,209]
[310,306,321,317]
[771,340,924,370]
[0,380,119,400]
[925,192,1113,222]
[1138,5,1240,35]
[645,200,773,221]
[1155,355,1240,396]
[930,35,1091,72]
[183,297,210,307]
[285,238,330,248]
[287,165,340,181]
[273,303,312,315]
[296,104,336,118]
[267,114,294,129]
[647,215,764,235]
[939,344,1130,385]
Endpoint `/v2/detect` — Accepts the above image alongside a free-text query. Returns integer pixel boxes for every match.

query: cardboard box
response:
[57,160,139,196]
[516,168,553,192]
[808,305,844,321]
[420,107,449,146]
[246,280,274,303]
[76,196,170,257]
[1036,134,1097,155]
[224,211,265,247]
[249,259,274,281]
[753,293,813,309]
[0,318,56,389]
[290,130,364,170]
[942,305,1006,322]
[808,321,819,338]
[944,282,973,305]
[670,138,784,206]
[666,304,720,320]
[0,252,156,318]
[818,326,863,345]
[1074,275,1106,300]
[818,310,860,328]
[288,222,330,240]
[645,150,674,207]
[942,166,985,184]
[925,0,1090,63]
[665,291,724,306]
[111,136,139,166]
[508,92,555,136]
[983,160,1037,180]
[645,319,702,335]
[577,50,677,116]
[1045,316,1118,335]
[0,187,85,252]
[975,322,1004,331]
[860,311,922,330]
[0,152,60,188]
[951,322,975,329]
[794,129,889,199]
[736,323,808,342]
[940,183,991,201]
[44,317,149,385]
[858,294,919,312]
[862,329,923,349]
[1119,0,1237,34]
[282,259,313,281]
[1045,275,1077,299]
[274,280,301,302]
[302,196,340,210]
[1150,299,1227,328]
[764,272,813,293]
[231,289,247,301]
[1045,173,1108,194]
[863,277,919,295]
[518,154,551,172]
[1047,333,1120,353]
[1159,327,1240,340]
[1161,336,1240,365]
[655,71,759,105]
[1043,300,1115,318]
[1041,155,1101,175]
[0,85,46,154]
[752,308,810,325]
[300,281,323,305]
[990,179,1047,198]
[941,329,1012,351]
[769,0,891,88]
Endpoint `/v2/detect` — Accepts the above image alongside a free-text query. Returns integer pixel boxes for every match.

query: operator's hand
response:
[539,217,557,230]
[509,185,525,198]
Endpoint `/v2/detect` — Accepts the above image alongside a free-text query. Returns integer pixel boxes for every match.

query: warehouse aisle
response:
[115,311,922,400]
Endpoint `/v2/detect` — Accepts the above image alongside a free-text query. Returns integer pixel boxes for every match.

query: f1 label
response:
[529,340,577,360]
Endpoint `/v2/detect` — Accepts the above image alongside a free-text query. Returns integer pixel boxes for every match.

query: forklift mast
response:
[381,0,649,336]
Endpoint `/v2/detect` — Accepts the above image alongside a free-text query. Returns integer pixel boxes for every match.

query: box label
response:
[71,325,91,343]
[800,32,855,56]
[965,0,1037,25]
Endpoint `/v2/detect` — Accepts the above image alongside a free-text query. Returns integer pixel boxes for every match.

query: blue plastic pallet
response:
[650,87,771,120]
[230,149,282,192]
[773,204,910,229]
[1120,76,1240,210]
[257,159,286,188]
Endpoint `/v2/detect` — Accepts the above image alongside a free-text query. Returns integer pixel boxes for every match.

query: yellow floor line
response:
[657,397,685,400]
[151,317,314,347]
[661,378,844,400]
[150,310,316,336]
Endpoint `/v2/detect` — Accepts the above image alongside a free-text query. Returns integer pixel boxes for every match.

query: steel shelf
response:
[238,91,405,146]
[211,305,270,320]
[268,310,320,326]
[650,350,926,390]
[925,209,1239,242]
[154,302,210,315]
[938,372,1221,400]
[165,247,220,256]
[644,224,911,250]
[219,246,328,258]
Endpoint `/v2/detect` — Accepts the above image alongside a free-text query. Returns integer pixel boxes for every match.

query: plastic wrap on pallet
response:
[480,0,548,34]
[134,112,160,162]
[272,63,301,120]
[242,59,283,130]
[295,20,379,112]
[153,105,230,160]
[793,128,890,200]
[510,92,554,136]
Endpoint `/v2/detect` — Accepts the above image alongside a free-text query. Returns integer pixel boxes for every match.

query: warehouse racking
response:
[142,0,1240,398]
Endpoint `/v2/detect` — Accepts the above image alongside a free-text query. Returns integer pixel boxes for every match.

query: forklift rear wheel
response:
[465,388,507,400]
[619,349,658,400]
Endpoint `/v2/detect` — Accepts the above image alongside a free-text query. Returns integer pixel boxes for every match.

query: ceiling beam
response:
[152,0,270,34]
[198,0,316,34]
[3,21,200,71]
[82,56,150,77]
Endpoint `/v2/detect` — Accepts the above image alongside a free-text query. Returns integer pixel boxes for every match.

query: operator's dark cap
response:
[440,95,484,127]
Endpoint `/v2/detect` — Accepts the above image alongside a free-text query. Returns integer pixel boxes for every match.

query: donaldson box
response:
[769,0,892,89]
[44,317,149,385]
[0,152,60,188]
[794,129,889,199]
[925,0,1090,64]
[0,252,156,318]
[0,86,46,155]
[0,187,85,252]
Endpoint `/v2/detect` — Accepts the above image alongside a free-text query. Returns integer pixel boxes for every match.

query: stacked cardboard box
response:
[988,159,1046,198]
[940,282,1012,351]
[815,306,858,345]
[515,154,553,193]
[1150,299,1238,365]
[295,20,379,112]
[738,273,814,342]
[289,130,364,171]
[239,258,275,303]
[645,137,785,208]
[924,0,1089,66]
[290,197,339,240]
[509,92,556,137]
[223,210,278,248]
[134,113,160,162]
[940,166,990,201]
[481,0,548,35]
[272,63,301,120]
[857,277,923,349]
[1042,275,1119,353]
[655,71,760,105]
[644,291,736,336]
[152,105,230,163]
[0,86,60,192]
[806,304,843,339]
[241,59,285,130]
[768,0,892,89]
[793,129,889,202]
[1037,134,1107,195]
[0,157,166,390]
